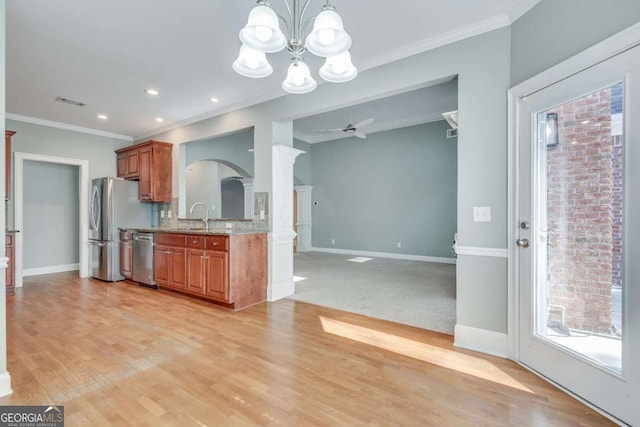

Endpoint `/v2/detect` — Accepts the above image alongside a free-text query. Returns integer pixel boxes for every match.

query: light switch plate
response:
[473,207,491,222]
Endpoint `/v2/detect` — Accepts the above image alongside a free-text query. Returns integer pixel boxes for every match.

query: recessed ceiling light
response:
[210,97,219,103]
[97,114,108,120]
[155,117,164,122]
[145,89,159,96]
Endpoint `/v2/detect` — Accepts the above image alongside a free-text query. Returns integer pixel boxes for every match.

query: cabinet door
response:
[154,246,169,286]
[116,153,128,178]
[120,241,133,279]
[186,249,206,295]
[138,146,152,200]
[5,235,14,294]
[5,131,14,201]
[169,247,186,290]
[127,149,139,178]
[205,251,228,301]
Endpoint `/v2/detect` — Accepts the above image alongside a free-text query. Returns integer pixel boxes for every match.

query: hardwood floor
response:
[1,272,612,426]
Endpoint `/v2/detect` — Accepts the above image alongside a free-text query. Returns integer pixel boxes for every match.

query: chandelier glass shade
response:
[234,0,357,94]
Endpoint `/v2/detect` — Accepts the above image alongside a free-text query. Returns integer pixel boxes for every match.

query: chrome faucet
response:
[189,202,209,230]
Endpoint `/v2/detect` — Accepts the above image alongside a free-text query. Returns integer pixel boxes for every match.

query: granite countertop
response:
[121,227,267,236]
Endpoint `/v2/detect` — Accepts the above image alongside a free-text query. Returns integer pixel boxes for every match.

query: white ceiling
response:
[6,0,539,141]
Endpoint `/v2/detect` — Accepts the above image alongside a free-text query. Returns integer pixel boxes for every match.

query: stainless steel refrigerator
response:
[89,177,152,281]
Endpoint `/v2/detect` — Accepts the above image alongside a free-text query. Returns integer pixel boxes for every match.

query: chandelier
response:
[233,0,357,94]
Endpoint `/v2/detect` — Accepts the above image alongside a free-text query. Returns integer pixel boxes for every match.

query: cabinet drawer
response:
[155,233,186,247]
[187,235,205,249]
[206,235,228,251]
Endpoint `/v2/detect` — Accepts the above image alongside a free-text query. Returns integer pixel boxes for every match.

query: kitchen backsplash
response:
[155,194,269,232]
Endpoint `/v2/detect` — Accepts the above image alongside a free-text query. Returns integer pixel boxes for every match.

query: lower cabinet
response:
[154,232,266,309]
[5,233,14,295]
[154,233,187,290]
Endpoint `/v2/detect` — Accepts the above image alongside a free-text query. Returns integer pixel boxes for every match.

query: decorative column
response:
[241,178,254,220]
[294,185,313,252]
[269,144,305,301]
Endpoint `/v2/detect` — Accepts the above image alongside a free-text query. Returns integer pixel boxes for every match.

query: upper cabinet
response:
[5,131,15,201]
[115,140,173,202]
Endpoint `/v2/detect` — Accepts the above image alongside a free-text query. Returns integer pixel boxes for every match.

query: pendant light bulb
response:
[318,28,335,45]
[254,25,272,42]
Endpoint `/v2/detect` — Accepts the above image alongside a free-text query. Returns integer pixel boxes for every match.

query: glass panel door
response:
[535,83,623,373]
[516,44,639,426]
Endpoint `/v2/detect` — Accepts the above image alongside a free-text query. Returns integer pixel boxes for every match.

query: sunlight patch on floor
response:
[319,316,533,394]
[347,257,373,263]
[293,276,307,283]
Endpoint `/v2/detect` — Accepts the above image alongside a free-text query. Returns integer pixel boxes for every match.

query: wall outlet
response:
[473,206,491,222]
[225,222,233,229]
[260,210,265,220]
[331,238,335,245]
[160,210,165,218]
[397,242,402,248]
[167,210,172,219]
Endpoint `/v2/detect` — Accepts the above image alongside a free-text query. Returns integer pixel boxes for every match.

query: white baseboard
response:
[310,247,456,264]
[23,263,80,277]
[0,371,12,397]
[454,324,508,358]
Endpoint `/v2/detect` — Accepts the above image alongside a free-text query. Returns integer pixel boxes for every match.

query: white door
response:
[516,45,639,425]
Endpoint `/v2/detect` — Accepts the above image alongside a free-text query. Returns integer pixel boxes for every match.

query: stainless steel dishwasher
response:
[132,232,156,288]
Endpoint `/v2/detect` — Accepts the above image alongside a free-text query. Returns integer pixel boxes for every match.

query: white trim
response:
[14,152,90,288]
[6,113,133,141]
[453,245,508,258]
[0,257,8,269]
[518,363,627,426]
[310,247,456,264]
[453,324,508,358]
[23,263,80,277]
[0,371,12,397]
[358,14,511,73]
[507,21,640,364]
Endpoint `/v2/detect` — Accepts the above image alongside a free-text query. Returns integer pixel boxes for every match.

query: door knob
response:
[516,238,529,248]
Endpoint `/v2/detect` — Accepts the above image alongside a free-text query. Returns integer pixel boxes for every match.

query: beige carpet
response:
[290,252,456,334]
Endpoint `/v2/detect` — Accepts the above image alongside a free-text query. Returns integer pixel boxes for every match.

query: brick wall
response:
[546,86,621,335]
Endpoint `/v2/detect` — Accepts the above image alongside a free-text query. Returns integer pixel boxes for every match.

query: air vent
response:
[447,128,458,139]
[55,96,86,107]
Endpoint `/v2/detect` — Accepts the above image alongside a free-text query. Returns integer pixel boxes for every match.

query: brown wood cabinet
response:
[154,233,187,290]
[119,230,133,280]
[5,233,14,295]
[153,232,266,310]
[116,150,139,179]
[6,130,15,201]
[115,140,172,202]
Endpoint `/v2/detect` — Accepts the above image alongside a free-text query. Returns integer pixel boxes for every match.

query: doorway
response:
[511,42,639,424]
[13,153,89,287]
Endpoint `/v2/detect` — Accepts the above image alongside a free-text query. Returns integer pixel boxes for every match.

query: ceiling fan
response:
[314,107,374,139]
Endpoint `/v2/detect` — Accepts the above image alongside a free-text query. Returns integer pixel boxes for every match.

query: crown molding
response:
[5,113,133,141]
[357,14,511,73]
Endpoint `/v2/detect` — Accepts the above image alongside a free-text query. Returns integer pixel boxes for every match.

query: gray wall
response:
[511,0,640,85]
[185,128,254,175]
[293,139,312,185]
[23,161,79,270]
[311,121,457,258]
[221,178,244,219]
[5,119,132,274]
